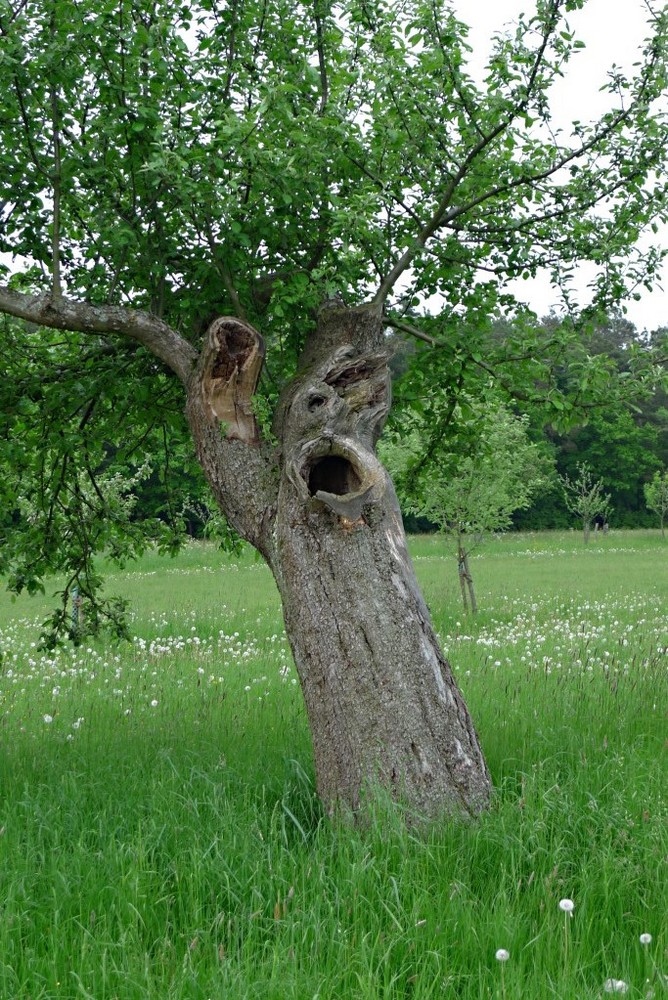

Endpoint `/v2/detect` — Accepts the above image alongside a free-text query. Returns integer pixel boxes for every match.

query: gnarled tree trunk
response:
[186,303,491,819]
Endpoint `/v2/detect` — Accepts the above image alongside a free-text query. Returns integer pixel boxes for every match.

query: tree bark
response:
[187,303,491,819]
[464,553,478,615]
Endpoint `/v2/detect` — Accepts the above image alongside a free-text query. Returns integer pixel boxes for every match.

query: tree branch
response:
[372,0,660,305]
[50,78,62,303]
[384,314,441,346]
[0,286,197,383]
[314,2,329,116]
[372,4,562,304]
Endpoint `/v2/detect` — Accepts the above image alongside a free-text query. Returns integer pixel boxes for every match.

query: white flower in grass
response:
[639,933,652,945]
[604,979,629,994]
[43,714,53,724]
[495,949,510,962]
[559,898,575,915]
[150,699,158,707]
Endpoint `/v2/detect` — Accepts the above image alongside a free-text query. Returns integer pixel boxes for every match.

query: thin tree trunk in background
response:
[458,562,469,612]
[462,551,478,615]
[457,540,478,615]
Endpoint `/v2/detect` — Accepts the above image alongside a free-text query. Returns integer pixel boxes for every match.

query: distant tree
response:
[385,402,552,612]
[556,409,661,525]
[561,462,612,544]
[644,470,668,537]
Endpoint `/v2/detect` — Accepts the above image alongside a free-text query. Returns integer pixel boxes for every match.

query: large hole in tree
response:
[307,455,362,497]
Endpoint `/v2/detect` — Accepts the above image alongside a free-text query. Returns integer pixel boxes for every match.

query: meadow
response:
[0,530,666,999]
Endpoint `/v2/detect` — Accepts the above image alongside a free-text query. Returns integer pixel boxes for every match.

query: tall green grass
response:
[0,531,666,998]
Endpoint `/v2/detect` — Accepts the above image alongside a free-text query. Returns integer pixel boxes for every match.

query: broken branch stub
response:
[198,317,265,444]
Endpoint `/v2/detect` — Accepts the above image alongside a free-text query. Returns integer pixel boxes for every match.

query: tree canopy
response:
[3,0,668,320]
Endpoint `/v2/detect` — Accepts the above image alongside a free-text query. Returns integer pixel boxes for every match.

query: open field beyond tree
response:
[0,531,666,999]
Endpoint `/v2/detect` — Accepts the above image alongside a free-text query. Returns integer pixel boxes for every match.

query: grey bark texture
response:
[187,302,491,819]
[457,544,479,615]
[0,287,196,382]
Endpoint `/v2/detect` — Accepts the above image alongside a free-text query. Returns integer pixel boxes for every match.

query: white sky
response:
[452,0,667,332]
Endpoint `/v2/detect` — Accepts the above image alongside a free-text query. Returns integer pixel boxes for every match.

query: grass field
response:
[0,531,666,999]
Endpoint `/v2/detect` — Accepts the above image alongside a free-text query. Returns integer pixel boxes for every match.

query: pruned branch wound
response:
[198,317,265,444]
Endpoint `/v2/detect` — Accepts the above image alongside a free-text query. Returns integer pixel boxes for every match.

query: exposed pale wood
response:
[198,317,265,444]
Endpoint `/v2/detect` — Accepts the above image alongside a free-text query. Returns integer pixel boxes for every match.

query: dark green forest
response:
[516,315,668,528]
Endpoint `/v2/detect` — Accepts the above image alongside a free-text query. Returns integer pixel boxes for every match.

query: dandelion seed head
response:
[604,979,629,994]
[559,898,575,913]
[495,948,510,962]
[639,933,652,945]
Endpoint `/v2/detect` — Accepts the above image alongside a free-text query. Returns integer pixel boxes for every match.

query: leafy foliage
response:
[0,312,199,642]
[644,469,668,535]
[560,461,613,542]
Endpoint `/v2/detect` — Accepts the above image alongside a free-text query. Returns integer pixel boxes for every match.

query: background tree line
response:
[390,310,668,533]
[517,314,667,529]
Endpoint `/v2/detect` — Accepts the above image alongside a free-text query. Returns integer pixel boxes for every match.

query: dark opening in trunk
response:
[307,455,362,497]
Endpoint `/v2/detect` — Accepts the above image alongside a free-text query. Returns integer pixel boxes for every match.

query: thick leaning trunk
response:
[187,304,491,819]
[272,483,490,816]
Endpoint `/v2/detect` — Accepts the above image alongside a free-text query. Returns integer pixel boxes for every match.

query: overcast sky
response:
[452,0,667,332]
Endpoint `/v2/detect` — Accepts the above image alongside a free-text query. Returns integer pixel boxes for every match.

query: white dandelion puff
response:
[604,979,629,994]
